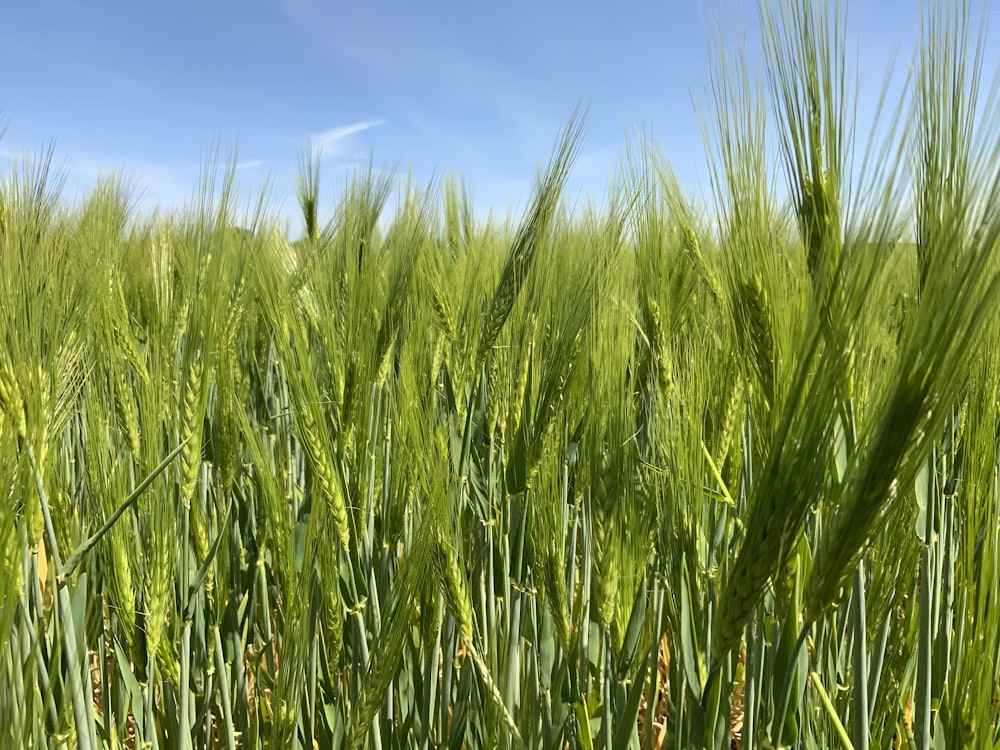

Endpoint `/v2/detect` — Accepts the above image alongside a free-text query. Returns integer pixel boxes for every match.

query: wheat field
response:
[2,1,1000,748]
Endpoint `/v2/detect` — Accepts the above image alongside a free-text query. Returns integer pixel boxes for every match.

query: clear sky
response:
[1,0,998,234]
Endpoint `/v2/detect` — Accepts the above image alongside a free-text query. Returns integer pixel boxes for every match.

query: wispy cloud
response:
[309,119,385,157]
[15,153,202,218]
[236,159,264,170]
[83,64,150,97]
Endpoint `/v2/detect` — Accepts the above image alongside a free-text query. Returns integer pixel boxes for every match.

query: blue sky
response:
[2,0,998,234]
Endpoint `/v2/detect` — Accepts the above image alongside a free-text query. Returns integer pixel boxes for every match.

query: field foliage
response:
[2,1,1000,748]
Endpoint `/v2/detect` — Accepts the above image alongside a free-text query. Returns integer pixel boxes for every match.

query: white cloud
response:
[309,119,385,157]
[236,159,264,170]
[65,156,194,213]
